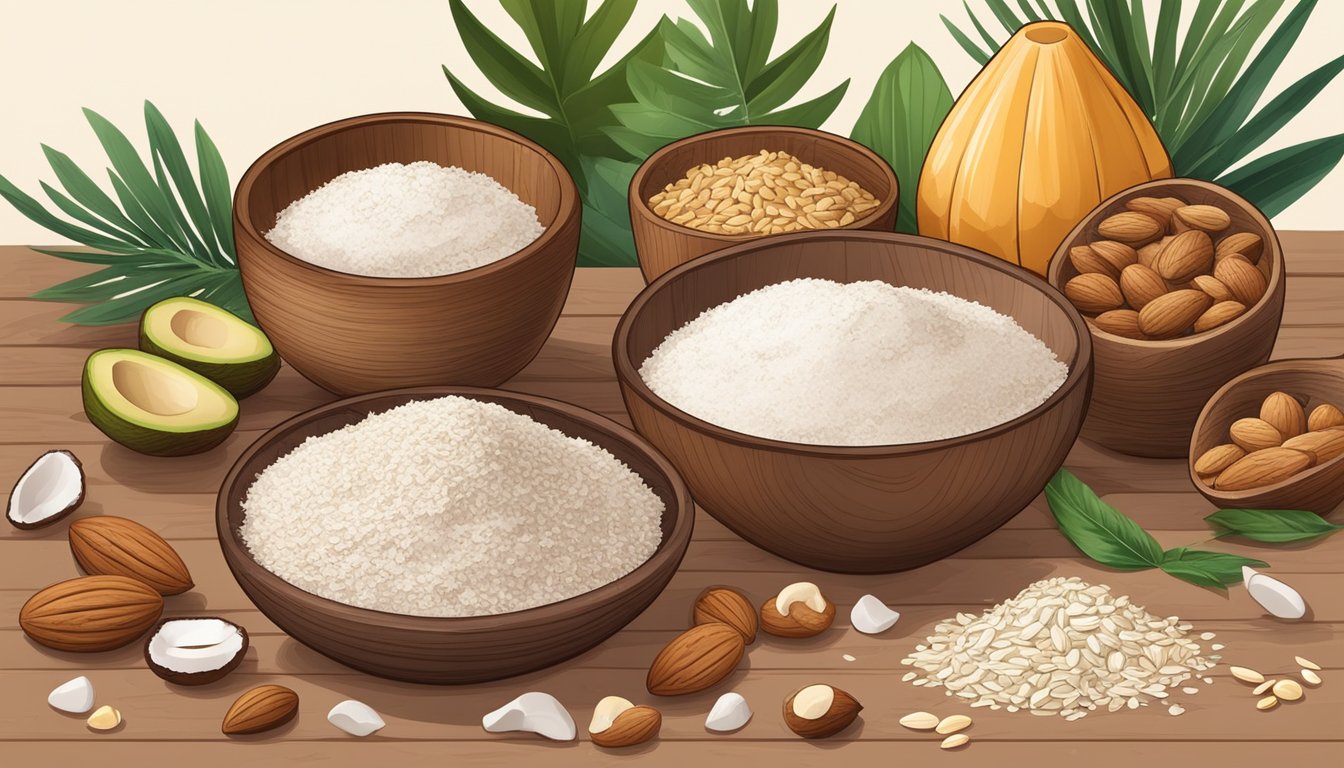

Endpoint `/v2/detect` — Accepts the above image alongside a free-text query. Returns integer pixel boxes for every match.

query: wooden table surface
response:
[2,236,1341,766]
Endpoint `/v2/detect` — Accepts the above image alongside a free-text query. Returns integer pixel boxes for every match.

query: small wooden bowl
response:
[234,113,580,396]
[613,231,1092,573]
[1190,356,1344,514]
[216,387,693,684]
[1047,178,1286,458]
[628,126,899,282]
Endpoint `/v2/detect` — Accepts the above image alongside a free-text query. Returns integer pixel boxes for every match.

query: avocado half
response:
[82,349,239,456]
[138,297,279,398]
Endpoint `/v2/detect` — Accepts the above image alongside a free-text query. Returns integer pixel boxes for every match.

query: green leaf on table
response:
[1044,469,1164,570]
[605,0,849,158]
[1206,508,1344,543]
[850,43,953,233]
[1159,547,1267,590]
[577,156,639,267]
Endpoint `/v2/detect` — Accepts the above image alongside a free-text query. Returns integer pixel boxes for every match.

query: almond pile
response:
[1229,656,1323,712]
[1195,393,1344,490]
[1063,195,1269,340]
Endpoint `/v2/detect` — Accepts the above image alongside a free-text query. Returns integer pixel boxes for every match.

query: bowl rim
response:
[233,111,580,286]
[1188,356,1344,501]
[1047,177,1285,348]
[613,230,1094,457]
[628,125,900,242]
[215,386,695,630]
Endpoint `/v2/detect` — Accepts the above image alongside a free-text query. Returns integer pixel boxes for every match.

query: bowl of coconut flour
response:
[233,113,580,396]
[217,387,692,684]
[615,231,1094,573]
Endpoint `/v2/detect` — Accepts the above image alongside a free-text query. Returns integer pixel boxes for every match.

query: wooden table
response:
[2,236,1341,766]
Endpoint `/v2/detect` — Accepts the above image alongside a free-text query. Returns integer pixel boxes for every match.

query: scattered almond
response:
[1256,695,1278,711]
[1260,392,1307,439]
[935,714,972,734]
[1191,274,1234,303]
[1301,669,1322,686]
[898,711,940,730]
[1231,666,1266,684]
[1098,211,1163,243]
[86,704,122,731]
[1308,404,1344,432]
[761,582,835,638]
[1194,443,1246,477]
[1216,231,1263,264]
[941,733,970,749]
[68,516,194,596]
[19,575,163,652]
[1272,679,1303,701]
[1064,273,1125,314]
[646,623,745,696]
[1297,656,1322,671]
[693,587,757,644]
[1252,679,1276,696]
[1193,300,1246,333]
[1156,230,1214,282]
[1091,309,1146,339]
[1174,204,1231,232]
[222,684,299,735]
[782,684,862,739]
[1137,289,1212,339]
[1120,263,1168,310]
[1213,257,1267,306]
[1214,448,1312,491]
[1228,418,1283,452]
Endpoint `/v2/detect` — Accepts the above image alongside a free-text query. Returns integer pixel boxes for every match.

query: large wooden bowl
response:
[217,387,693,684]
[613,232,1093,573]
[1047,178,1286,457]
[234,113,580,396]
[629,126,898,282]
[1190,356,1344,514]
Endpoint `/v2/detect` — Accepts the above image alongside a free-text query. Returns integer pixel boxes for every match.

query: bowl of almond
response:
[1047,178,1286,458]
[1190,357,1344,514]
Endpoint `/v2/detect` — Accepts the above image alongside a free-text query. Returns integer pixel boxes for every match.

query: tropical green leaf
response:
[850,43,953,233]
[1217,134,1344,218]
[576,156,640,267]
[1206,508,1344,543]
[195,120,236,262]
[1044,470,1164,570]
[40,144,149,244]
[145,102,223,264]
[32,261,200,303]
[941,13,994,63]
[1159,547,1266,590]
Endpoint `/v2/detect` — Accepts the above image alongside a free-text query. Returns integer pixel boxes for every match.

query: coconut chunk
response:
[144,617,248,685]
[7,450,85,529]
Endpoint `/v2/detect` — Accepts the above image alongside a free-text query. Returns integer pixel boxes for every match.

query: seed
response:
[1256,695,1278,711]
[1230,666,1265,684]
[1252,679,1276,695]
[1272,679,1303,701]
[1168,704,1185,716]
[1301,669,1322,686]
[935,714,972,734]
[898,711,939,730]
[940,733,970,750]
[1296,656,1321,671]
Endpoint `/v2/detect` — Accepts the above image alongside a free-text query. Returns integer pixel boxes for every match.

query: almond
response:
[1069,244,1118,278]
[1136,240,1166,268]
[19,575,163,652]
[1194,443,1246,478]
[222,684,299,735]
[761,583,836,638]
[1308,403,1344,431]
[1214,257,1267,306]
[1137,289,1211,339]
[1193,300,1247,333]
[1215,448,1312,491]
[590,704,662,748]
[1191,274,1234,303]
[1229,417,1284,452]
[1064,273,1124,314]
[1260,392,1307,439]
[1281,429,1344,466]
[782,684,862,739]
[68,516,194,595]
[1155,230,1214,282]
[1119,263,1168,311]
[1125,196,1184,226]
[1216,232,1264,264]
[646,623,744,696]
[693,586,757,644]
[1173,204,1231,233]
[1097,211,1163,244]
[1089,240,1139,274]
[1090,309,1147,340]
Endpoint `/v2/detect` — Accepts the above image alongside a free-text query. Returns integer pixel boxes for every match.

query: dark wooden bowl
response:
[234,113,581,396]
[629,126,899,283]
[216,387,693,684]
[613,231,1093,573]
[1190,356,1344,514]
[1047,178,1285,458]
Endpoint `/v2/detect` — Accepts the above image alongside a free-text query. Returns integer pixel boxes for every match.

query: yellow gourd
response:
[918,22,1171,275]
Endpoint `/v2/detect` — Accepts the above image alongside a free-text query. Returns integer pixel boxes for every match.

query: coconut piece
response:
[328,699,385,736]
[144,617,248,685]
[48,676,95,714]
[481,692,575,741]
[7,450,84,530]
[850,594,900,634]
[705,692,752,733]
[1242,567,1307,619]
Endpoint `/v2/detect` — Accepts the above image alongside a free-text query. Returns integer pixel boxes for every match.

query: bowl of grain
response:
[234,113,581,396]
[628,126,899,282]
[217,387,693,684]
[1046,178,1285,458]
[613,231,1092,573]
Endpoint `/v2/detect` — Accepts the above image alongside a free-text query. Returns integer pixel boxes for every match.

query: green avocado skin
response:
[138,330,281,398]
[81,373,238,457]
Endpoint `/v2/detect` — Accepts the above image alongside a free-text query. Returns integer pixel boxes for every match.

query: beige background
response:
[1,0,1341,243]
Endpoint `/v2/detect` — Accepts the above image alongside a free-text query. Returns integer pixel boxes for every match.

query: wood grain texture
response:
[1190,357,1344,513]
[232,113,581,395]
[614,231,1093,573]
[628,126,899,282]
[1048,179,1286,458]
[216,387,693,684]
